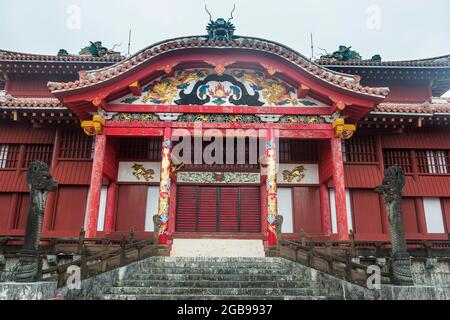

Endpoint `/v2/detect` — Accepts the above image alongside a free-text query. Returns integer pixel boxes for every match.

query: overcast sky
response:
[1,0,449,95]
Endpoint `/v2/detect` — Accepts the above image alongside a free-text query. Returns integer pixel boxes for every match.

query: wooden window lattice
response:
[119,137,161,161]
[383,149,413,174]
[60,131,93,159]
[279,140,318,163]
[416,150,449,174]
[23,144,53,168]
[343,135,377,163]
[0,144,21,169]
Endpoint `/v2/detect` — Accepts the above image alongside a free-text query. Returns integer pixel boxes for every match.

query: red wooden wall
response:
[115,185,147,232]
[350,190,384,237]
[0,193,12,232]
[51,186,88,234]
[292,187,322,234]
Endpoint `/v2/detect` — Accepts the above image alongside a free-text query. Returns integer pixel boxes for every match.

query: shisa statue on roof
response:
[320,45,362,61]
[79,41,121,57]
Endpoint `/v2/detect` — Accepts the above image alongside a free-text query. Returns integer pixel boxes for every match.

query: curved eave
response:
[0,48,125,63]
[48,35,389,102]
[316,54,450,68]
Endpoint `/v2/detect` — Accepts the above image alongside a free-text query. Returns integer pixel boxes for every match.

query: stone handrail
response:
[278,239,391,286]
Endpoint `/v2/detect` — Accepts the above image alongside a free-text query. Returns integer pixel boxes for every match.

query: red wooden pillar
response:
[330,137,349,241]
[103,181,118,233]
[319,183,332,236]
[156,127,172,244]
[260,175,268,250]
[265,128,279,246]
[85,134,107,238]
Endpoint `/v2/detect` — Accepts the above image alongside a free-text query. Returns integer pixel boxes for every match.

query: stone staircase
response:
[99,257,338,300]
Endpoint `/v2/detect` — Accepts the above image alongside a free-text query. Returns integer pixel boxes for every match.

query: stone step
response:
[101,294,329,300]
[136,261,288,269]
[142,256,284,261]
[129,273,304,282]
[119,279,309,289]
[134,267,293,275]
[106,286,323,296]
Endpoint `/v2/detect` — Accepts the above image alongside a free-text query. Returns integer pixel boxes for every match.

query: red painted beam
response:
[103,127,164,136]
[106,104,331,115]
[105,120,332,130]
[103,124,334,139]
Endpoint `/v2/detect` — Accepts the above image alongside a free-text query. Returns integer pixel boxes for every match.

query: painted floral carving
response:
[142,70,207,104]
[178,114,261,123]
[279,115,325,124]
[234,71,299,106]
[157,136,173,244]
[265,138,279,245]
[177,172,260,184]
[115,68,323,107]
[207,83,232,105]
[110,112,329,125]
[112,113,158,122]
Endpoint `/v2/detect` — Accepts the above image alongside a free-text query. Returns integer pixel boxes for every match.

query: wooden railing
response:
[278,239,391,286]
[43,236,155,288]
[297,231,450,259]
[0,228,156,288]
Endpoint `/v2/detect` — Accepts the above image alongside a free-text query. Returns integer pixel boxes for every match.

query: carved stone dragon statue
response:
[375,165,414,285]
[14,161,58,282]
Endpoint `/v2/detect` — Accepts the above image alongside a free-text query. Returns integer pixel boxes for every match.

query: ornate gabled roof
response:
[0,49,125,63]
[316,54,450,67]
[47,35,389,99]
[373,97,450,114]
[0,94,64,108]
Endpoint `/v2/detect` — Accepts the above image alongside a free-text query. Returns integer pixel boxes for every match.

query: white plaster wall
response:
[145,186,160,232]
[96,187,108,231]
[423,198,445,233]
[117,161,161,183]
[329,189,337,234]
[170,239,265,257]
[328,189,353,234]
[278,188,293,233]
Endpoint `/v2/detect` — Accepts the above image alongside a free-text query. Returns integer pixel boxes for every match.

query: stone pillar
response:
[43,128,61,234]
[265,129,279,246]
[156,127,172,250]
[85,134,106,238]
[330,137,349,241]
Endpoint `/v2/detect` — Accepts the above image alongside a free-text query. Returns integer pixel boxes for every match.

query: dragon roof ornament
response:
[205,4,236,42]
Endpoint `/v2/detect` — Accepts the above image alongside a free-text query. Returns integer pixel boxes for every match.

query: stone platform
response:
[170,239,265,257]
